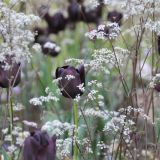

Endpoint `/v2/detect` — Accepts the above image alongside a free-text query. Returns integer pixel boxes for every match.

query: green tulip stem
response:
[73,101,78,160]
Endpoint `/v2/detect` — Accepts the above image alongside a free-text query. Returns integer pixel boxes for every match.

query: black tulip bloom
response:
[23,131,56,160]
[48,12,66,34]
[81,5,103,25]
[68,1,82,22]
[42,41,61,57]
[0,57,21,88]
[56,65,85,99]
[38,6,66,34]
[107,10,123,26]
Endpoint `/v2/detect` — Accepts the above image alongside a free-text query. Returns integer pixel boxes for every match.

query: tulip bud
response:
[107,10,123,26]
[23,131,56,160]
[55,65,85,99]
[0,57,21,88]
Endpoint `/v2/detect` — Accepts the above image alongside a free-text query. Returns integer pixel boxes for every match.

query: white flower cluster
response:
[145,19,160,36]
[104,0,160,18]
[83,108,109,119]
[30,87,59,106]
[2,126,29,154]
[97,141,108,150]
[82,80,104,105]
[42,120,74,136]
[56,138,72,159]
[89,47,129,72]
[149,73,160,89]
[119,106,151,121]
[13,103,24,111]
[83,0,100,10]
[7,145,17,155]
[43,41,61,52]
[89,48,113,72]
[65,58,85,66]
[77,83,85,92]
[0,2,40,64]
[23,120,38,128]
[65,74,75,80]
[79,138,93,154]
[104,113,135,143]
[85,23,121,40]
[74,83,85,102]
[122,0,160,17]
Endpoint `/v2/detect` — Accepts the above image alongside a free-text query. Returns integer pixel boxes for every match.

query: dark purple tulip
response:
[38,6,66,34]
[48,12,66,34]
[23,131,56,160]
[55,65,85,99]
[33,29,61,57]
[81,5,103,25]
[68,1,82,22]
[107,10,123,26]
[41,41,61,57]
[158,36,160,55]
[0,57,21,88]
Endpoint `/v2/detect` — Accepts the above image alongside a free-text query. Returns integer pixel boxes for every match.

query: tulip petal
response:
[55,67,64,79]
[23,131,56,160]
[77,65,85,86]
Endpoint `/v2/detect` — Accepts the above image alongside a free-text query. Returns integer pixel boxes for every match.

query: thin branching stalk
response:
[73,101,78,160]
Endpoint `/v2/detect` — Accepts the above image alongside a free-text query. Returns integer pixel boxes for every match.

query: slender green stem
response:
[7,88,13,134]
[7,87,14,160]
[73,101,78,160]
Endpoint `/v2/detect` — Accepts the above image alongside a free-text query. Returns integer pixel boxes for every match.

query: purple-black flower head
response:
[38,6,66,34]
[68,1,82,22]
[41,41,61,57]
[48,12,67,34]
[23,131,56,160]
[0,57,21,88]
[81,5,102,25]
[55,65,85,99]
[107,10,123,26]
